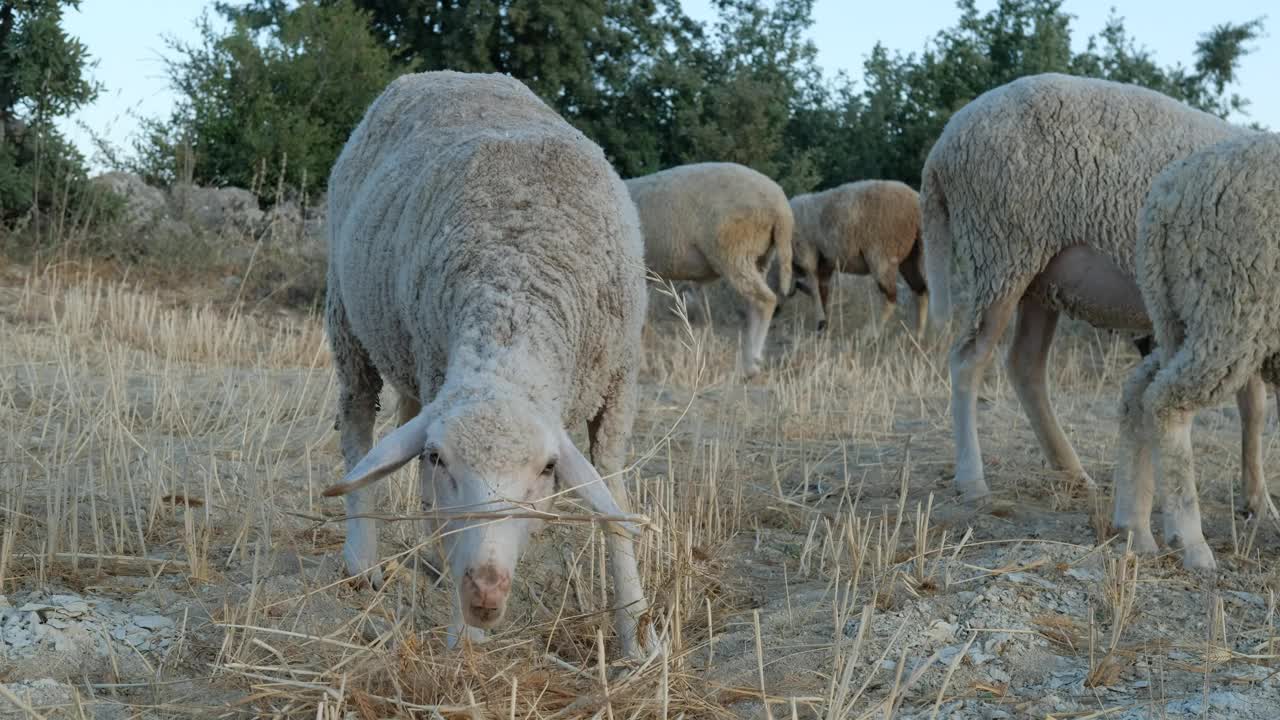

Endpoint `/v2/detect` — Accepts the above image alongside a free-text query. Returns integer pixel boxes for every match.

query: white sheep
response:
[771,179,928,337]
[625,162,793,377]
[920,72,1264,504]
[1112,132,1280,571]
[321,70,656,659]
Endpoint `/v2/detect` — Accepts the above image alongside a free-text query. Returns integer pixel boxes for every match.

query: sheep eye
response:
[425,451,444,468]
[542,460,556,476]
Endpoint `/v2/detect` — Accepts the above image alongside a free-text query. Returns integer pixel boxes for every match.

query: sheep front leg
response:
[589,382,656,662]
[1111,354,1160,554]
[329,302,387,588]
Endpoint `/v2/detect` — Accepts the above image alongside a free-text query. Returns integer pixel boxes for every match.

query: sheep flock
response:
[324,66,1279,670]
[8,68,1280,717]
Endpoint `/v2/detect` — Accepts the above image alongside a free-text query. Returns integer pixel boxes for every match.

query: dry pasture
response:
[1,262,1279,719]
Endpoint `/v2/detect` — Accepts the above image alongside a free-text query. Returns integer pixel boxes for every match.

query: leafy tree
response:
[137,0,400,194]
[816,0,1264,190]
[0,0,100,223]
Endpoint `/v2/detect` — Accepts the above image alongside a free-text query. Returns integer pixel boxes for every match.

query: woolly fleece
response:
[1113,132,1280,569]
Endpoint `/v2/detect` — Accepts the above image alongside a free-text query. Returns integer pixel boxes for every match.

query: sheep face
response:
[322,398,638,632]
[420,403,558,628]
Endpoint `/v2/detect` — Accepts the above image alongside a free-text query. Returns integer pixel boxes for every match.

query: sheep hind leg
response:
[718,256,776,378]
[1005,297,1093,492]
[589,375,655,662]
[1236,374,1276,520]
[1111,354,1160,555]
[861,267,898,338]
[1144,352,1253,572]
[327,300,386,589]
[948,292,1021,503]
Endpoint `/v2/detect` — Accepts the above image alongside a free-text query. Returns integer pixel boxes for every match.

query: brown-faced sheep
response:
[770,180,928,337]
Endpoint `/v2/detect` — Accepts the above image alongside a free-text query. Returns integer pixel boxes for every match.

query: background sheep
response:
[921,72,1257,503]
[770,179,928,337]
[1112,132,1280,571]
[322,70,655,659]
[625,162,794,378]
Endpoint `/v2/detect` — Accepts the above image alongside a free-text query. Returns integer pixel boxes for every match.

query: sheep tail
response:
[921,165,952,326]
[773,208,794,298]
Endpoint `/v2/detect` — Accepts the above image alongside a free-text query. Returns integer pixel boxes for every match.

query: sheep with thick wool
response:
[625,162,793,377]
[920,72,1268,505]
[1112,132,1280,571]
[770,180,927,337]
[322,71,655,659]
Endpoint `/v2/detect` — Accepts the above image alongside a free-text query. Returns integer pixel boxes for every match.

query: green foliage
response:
[0,0,101,223]
[818,0,1265,189]
[135,0,400,195]
[146,0,1264,201]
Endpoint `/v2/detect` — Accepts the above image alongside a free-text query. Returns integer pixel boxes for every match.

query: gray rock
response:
[171,184,263,234]
[92,171,167,226]
[132,615,173,631]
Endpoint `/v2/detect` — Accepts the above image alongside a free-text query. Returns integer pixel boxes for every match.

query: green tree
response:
[816,0,1264,191]
[0,0,100,223]
[138,0,400,194]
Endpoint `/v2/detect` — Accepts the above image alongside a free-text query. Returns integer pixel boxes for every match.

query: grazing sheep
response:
[1112,132,1280,570]
[321,71,655,659]
[770,180,928,337]
[625,162,794,377]
[921,72,1255,502]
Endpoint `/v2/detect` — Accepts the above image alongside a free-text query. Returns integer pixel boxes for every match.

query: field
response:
[2,261,1279,719]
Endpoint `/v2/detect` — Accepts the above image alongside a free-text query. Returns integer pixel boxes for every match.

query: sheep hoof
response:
[1114,525,1158,555]
[954,476,991,505]
[342,543,385,590]
[1240,493,1280,523]
[1177,542,1217,574]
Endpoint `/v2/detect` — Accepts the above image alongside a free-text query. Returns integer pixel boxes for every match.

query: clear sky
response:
[58,1,1277,171]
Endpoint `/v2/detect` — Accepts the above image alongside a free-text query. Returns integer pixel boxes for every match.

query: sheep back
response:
[326,70,647,426]
[1138,132,1280,385]
[624,162,793,286]
[921,72,1250,324]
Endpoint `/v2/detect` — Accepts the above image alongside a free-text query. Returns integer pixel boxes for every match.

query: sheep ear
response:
[556,429,641,536]
[322,412,431,497]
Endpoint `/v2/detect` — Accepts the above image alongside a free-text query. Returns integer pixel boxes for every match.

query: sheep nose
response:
[462,565,511,625]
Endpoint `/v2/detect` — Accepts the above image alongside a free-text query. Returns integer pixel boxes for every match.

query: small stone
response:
[1065,567,1099,582]
[132,615,174,631]
[987,666,1011,684]
[926,619,957,643]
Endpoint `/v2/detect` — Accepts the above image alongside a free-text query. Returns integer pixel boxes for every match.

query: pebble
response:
[133,615,174,630]
[1,590,178,662]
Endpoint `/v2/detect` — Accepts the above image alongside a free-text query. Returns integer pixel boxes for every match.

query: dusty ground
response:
[1,263,1278,718]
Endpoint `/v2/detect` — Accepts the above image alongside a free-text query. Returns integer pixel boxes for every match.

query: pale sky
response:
[57,1,1277,171]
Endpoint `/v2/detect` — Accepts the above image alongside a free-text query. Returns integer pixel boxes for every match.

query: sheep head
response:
[322,398,636,630]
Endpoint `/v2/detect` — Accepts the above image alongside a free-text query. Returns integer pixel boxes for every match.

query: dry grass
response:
[1,264,1279,718]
